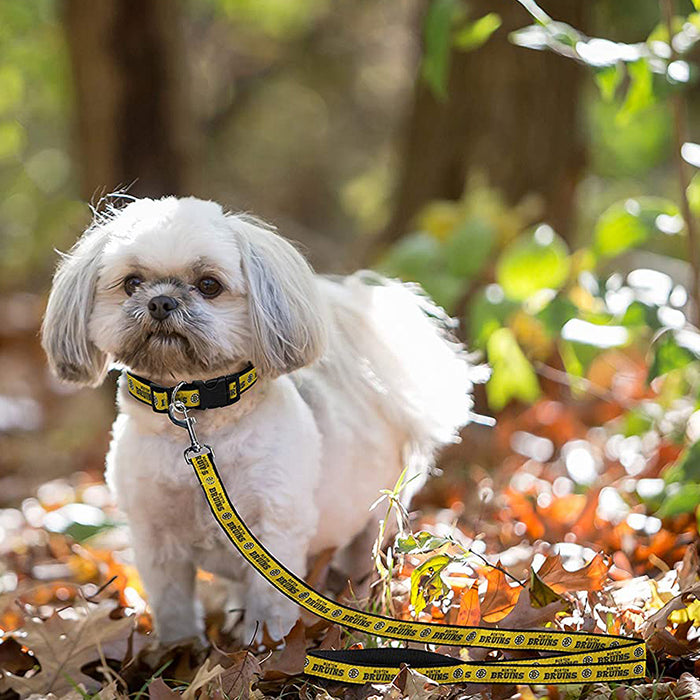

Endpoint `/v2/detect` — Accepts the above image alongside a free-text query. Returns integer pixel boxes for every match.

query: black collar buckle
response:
[192,376,231,410]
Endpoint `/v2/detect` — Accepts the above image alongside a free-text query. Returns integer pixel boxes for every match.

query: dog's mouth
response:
[145,330,188,344]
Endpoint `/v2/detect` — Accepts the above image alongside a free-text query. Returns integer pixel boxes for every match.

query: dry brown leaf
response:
[5,602,134,697]
[642,581,700,637]
[181,658,226,700]
[495,588,566,629]
[456,581,480,627]
[261,619,307,679]
[208,650,261,700]
[676,672,700,697]
[537,552,610,594]
[678,543,700,591]
[480,565,521,623]
[148,677,183,699]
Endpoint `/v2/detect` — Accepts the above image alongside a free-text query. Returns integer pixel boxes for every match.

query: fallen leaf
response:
[495,588,566,629]
[262,620,307,679]
[537,552,610,594]
[480,565,522,622]
[456,581,480,627]
[6,602,134,697]
[148,677,182,699]
[677,671,700,697]
[528,568,562,608]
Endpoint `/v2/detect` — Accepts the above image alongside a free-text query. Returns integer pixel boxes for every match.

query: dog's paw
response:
[242,594,299,646]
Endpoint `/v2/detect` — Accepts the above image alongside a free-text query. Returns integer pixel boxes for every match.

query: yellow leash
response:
[166,393,646,686]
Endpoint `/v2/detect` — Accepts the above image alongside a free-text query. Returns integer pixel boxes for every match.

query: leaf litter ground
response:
[2,351,700,699]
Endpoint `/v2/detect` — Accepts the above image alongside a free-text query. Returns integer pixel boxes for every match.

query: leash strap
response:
[163,399,646,686]
[125,364,257,412]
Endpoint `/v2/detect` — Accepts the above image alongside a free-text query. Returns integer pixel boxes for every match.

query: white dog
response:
[41,196,480,645]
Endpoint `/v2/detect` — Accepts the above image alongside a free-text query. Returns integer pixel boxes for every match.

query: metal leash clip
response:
[168,382,204,456]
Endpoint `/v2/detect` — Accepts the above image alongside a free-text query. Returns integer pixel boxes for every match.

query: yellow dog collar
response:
[124,364,257,413]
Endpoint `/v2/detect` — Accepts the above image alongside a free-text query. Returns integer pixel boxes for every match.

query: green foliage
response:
[593,197,681,258]
[421,0,501,99]
[496,226,570,302]
[421,0,459,100]
[486,327,541,411]
[453,13,502,52]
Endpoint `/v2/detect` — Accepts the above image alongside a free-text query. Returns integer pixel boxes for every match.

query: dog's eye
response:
[124,275,143,296]
[196,277,222,298]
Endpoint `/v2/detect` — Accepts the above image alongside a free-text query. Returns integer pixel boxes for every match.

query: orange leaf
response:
[456,581,481,627]
[537,553,610,594]
[481,565,521,622]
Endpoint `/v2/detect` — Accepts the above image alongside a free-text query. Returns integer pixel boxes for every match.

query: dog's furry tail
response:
[324,271,488,468]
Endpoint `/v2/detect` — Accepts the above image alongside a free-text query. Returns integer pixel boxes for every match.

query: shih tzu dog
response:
[41,196,480,646]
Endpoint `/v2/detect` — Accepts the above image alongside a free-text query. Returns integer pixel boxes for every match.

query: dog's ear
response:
[233,216,327,377]
[41,225,110,386]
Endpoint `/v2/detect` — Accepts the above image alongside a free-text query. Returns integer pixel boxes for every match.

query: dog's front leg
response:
[131,527,203,645]
[241,501,316,645]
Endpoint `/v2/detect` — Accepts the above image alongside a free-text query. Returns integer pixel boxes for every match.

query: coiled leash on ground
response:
[160,382,646,687]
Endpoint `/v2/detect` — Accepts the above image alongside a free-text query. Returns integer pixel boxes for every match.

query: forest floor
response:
[1,297,700,699]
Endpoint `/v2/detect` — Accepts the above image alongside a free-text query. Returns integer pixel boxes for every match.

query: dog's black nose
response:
[148,295,178,320]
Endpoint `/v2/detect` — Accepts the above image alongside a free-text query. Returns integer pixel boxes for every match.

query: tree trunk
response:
[377,0,587,256]
[62,0,196,199]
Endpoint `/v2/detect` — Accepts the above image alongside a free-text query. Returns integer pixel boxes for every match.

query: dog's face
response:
[42,197,326,385]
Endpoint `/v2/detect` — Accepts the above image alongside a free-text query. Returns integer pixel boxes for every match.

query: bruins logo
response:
[191,393,200,403]
[609,640,620,648]
[633,664,644,675]
[298,591,309,600]
[269,568,281,577]
[331,609,343,618]
[373,622,385,631]
[634,646,644,658]
[304,658,309,667]
[466,631,478,642]
[581,668,592,679]
[561,636,572,647]
[420,628,432,638]
[206,476,215,485]
[583,655,593,664]
[514,634,525,646]
[348,668,360,679]
[475,669,487,680]
[243,542,254,550]
[221,512,232,520]
[528,669,539,681]
[452,668,463,679]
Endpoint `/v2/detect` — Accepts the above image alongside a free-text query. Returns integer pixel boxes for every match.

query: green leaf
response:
[453,13,501,51]
[379,232,446,280]
[422,0,459,100]
[396,531,451,555]
[593,197,681,258]
[496,225,570,302]
[664,441,700,485]
[486,328,541,410]
[469,289,517,348]
[529,569,562,608]
[688,172,700,216]
[656,483,700,518]
[445,216,495,278]
[410,554,451,614]
[622,408,654,437]
[536,296,578,336]
[617,59,655,125]
[648,329,700,381]
[694,1,700,13]
[594,63,623,103]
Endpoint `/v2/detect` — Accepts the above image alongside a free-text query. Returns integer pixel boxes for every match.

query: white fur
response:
[41,197,480,645]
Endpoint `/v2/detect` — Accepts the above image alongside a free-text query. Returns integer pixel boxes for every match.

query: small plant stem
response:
[661,0,700,324]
